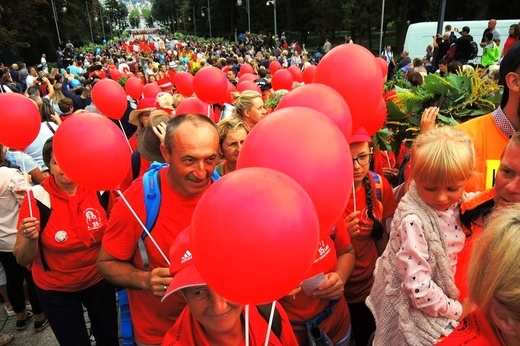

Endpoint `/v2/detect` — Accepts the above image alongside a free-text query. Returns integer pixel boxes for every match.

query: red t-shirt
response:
[343,173,397,302]
[437,309,503,345]
[18,178,106,291]
[280,220,351,344]
[372,150,396,178]
[103,167,210,345]
[162,302,298,346]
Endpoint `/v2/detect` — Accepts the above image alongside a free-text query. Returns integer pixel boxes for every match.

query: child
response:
[367,126,475,346]
[481,32,499,68]
[343,128,397,346]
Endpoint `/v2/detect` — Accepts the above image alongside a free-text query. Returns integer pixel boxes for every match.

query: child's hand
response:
[420,107,439,133]
[345,211,361,238]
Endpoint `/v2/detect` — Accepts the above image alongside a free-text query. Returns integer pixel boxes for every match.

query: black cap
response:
[500,41,520,108]
[254,78,271,91]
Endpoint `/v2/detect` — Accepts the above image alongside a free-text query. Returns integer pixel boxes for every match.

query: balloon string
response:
[118,120,133,153]
[207,104,211,118]
[245,304,250,346]
[352,182,356,212]
[20,154,33,217]
[263,301,276,346]
[115,189,170,265]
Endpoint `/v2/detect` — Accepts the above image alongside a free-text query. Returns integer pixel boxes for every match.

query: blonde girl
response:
[367,126,475,346]
[438,204,520,345]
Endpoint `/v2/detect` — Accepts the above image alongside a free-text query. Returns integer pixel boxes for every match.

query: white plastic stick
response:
[245,304,250,346]
[352,182,357,212]
[20,155,33,217]
[385,151,391,168]
[118,120,133,153]
[115,190,170,265]
[263,301,276,346]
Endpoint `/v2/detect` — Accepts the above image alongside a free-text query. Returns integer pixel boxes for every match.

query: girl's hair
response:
[217,117,250,147]
[363,175,385,240]
[411,126,474,185]
[468,204,520,320]
[52,83,66,104]
[509,24,519,39]
[39,102,55,122]
[232,90,262,119]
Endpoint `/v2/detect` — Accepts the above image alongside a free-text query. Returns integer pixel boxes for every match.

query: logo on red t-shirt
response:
[84,208,102,231]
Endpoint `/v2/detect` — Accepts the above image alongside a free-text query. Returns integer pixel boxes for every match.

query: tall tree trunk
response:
[395,0,409,53]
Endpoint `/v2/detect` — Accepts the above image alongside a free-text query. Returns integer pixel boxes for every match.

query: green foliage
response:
[380,71,500,152]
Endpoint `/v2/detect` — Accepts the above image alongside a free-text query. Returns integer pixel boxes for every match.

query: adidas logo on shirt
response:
[181,250,192,264]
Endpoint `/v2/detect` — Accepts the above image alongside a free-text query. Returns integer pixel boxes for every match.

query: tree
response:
[129,9,140,28]
[141,8,154,27]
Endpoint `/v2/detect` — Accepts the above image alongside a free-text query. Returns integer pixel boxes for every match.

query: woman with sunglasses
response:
[342,127,397,346]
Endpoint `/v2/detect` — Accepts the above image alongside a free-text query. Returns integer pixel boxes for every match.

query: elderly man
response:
[455,132,520,301]
[456,41,520,192]
[98,114,220,345]
[161,228,298,345]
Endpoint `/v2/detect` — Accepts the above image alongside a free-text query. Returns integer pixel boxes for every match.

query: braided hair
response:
[363,174,385,240]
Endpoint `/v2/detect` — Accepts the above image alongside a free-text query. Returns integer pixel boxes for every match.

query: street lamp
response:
[86,1,94,42]
[200,0,212,38]
[50,0,66,44]
[236,0,251,33]
[266,0,277,37]
[100,6,106,41]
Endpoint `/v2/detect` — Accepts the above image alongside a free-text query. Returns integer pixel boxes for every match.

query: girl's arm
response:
[395,214,462,320]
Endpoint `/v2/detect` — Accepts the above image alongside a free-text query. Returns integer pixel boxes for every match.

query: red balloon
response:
[237,107,353,238]
[314,44,384,134]
[376,57,388,78]
[365,98,387,136]
[193,67,228,104]
[302,65,316,84]
[91,79,128,120]
[174,72,194,97]
[237,80,261,93]
[238,73,257,83]
[269,61,282,75]
[125,77,144,100]
[237,63,254,77]
[53,113,130,190]
[143,83,161,99]
[109,68,123,81]
[191,167,319,305]
[277,84,352,142]
[271,69,294,91]
[0,93,40,148]
[176,97,213,118]
[220,82,236,105]
[288,65,303,83]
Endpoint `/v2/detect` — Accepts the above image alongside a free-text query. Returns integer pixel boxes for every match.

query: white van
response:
[403,19,519,62]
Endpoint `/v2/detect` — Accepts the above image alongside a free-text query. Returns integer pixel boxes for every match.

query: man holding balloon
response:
[97,114,220,345]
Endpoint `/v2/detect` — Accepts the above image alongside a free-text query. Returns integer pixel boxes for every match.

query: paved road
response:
[0,303,59,346]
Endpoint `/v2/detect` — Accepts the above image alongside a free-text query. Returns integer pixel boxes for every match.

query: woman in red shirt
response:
[14,137,118,346]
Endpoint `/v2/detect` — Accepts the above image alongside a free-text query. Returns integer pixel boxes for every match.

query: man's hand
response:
[312,272,344,300]
[148,267,172,297]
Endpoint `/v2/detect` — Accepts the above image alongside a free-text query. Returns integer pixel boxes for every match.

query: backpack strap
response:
[118,289,134,346]
[257,303,282,340]
[131,150,142,181]
[369,171,383,203]
[142,161,168,239]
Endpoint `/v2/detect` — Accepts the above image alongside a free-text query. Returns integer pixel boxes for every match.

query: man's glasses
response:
[352,153,373,166]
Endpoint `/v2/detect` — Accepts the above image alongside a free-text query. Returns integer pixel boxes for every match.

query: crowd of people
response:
[0,21,519,346]
[382,19,520,86]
